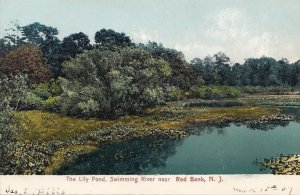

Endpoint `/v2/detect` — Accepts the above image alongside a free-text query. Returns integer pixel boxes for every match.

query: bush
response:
[189,85,241,99]
[33,82,52,99]
[21,91,43,110]
[165,86,184,101]
[42,96,61,112]
[33,79,62,99]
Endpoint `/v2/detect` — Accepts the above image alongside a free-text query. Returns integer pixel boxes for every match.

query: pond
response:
[56,107,300,175]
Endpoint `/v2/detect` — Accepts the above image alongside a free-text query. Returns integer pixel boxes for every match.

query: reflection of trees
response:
[245,107,300,131]
[55,107,300,174]
[55,136,183,174]
[186,119,293,133]
[185,122,229,136]
[281,107,300,122]
[245,121,290,131]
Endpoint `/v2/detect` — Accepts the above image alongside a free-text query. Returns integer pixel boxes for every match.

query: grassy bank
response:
[13,105,280,174]
[15,106,279,143]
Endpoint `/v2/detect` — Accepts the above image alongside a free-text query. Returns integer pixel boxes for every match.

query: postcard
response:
[0,0,300,194]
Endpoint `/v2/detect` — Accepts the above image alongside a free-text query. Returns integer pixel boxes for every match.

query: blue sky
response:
[0,0,299,63]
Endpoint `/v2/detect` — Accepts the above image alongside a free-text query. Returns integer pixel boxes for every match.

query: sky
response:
[0,0,299,63]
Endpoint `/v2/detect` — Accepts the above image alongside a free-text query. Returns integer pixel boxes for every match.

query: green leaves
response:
[57,47,170,118]
[0,74,28,174]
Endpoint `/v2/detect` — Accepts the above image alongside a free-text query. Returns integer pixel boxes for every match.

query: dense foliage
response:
[141,42,198,88]
[0,75,28,174]
[0,21,299,175]
[190,54,300,87]
[0,44,50,85]
[57,47,171,118]
[0,21,299,118]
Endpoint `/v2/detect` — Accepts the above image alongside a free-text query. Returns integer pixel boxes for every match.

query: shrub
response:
[165,86,184,101]
[42,96,61,112]
[33,79,62,99]
[33,82,52,99]
[189,85,241,99]
[21,91,43,110]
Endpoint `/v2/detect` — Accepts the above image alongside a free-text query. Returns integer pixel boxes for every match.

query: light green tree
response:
[58,47,171,118]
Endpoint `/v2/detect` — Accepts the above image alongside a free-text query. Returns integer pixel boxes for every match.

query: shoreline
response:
[4,96,299,175]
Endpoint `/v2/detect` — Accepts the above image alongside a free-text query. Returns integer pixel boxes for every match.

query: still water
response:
[57,107,300,174]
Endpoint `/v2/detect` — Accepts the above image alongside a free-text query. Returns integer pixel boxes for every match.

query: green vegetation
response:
[0,75,28,174]
[57,47,170,118]
[13,105,278,174]
[239,86,299,95]
[0,44,50,86]
[0,21,299,175]
[15,106,279,143]
[239,94,300,107]
[189,85,241,99]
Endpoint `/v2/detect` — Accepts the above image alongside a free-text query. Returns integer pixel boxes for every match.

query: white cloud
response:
[129,8,299,64]
[206,8,248,42]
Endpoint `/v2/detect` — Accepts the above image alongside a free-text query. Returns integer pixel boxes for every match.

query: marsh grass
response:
[14,105,279,174]
[15,106,279,143]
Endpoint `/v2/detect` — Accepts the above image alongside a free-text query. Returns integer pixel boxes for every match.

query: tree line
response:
[0,22,299,118]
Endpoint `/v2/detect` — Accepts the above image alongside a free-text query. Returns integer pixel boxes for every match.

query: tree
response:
[0,44,50,85]
[20,22,59,46]
[58,47,171,118]
[212,52,231,85]
[21,22,62,77]
[4,21,25,47]
[290,60,300,86]
[229,63,243,86]
[190,58,205,78]
[95,29,133,48]
[202,55,218,85]
[141,42,197,88]
[60,32,92,61]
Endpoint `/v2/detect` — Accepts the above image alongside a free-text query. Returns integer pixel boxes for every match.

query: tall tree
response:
[95,29,133,48]
[142,42,196,88]
[202,55,217,85]
[61,32,92,61]
[20,22,59,46]
[21,22,62,77]
[4,21,25,47]
[190,57,205,78]
[212,52,231,85]
[229,63,243,86]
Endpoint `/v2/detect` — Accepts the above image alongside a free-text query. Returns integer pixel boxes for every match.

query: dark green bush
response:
[189,85,241,99]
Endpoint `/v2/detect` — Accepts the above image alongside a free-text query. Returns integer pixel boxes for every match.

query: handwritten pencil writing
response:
[233,185,293,195]
[5,185,65,195]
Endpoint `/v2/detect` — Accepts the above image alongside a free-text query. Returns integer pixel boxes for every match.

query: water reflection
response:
[56,136,183,174]
[56,107,300,174]
[245,121,289,131]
